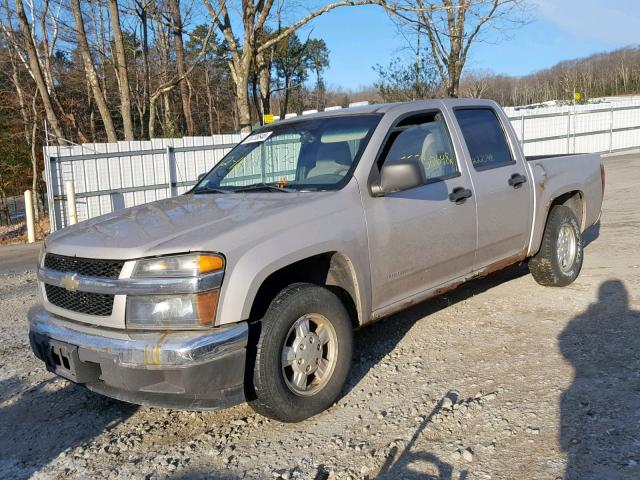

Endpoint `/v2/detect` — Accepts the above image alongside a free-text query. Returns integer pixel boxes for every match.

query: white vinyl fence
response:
[44,99,640,231]
[505,99,640,155]
[44,135,243,231]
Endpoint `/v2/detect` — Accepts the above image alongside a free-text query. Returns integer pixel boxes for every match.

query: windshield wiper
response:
[234,183,294,193]
[192,186,229,194]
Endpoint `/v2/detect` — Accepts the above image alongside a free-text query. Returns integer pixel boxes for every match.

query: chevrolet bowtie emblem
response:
[60,274,80,292]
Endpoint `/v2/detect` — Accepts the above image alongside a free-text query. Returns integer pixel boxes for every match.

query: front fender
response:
[215,189,371,326]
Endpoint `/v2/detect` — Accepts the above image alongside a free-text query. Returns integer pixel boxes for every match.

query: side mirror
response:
[372,159,426,196]
[197,173,206,182]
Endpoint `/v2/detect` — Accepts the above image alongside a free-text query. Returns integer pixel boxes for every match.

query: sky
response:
[299,0,640,90]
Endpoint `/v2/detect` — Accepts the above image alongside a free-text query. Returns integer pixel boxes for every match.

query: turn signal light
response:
[195,290,220,325]
[199,255,225,274]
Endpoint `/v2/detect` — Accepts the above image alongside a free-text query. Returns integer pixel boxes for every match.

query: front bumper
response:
[28,306,249,410]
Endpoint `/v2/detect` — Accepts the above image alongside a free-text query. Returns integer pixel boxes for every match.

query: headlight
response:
[132,253,224,278]
[126,290,219,330]
[127,253,224,329]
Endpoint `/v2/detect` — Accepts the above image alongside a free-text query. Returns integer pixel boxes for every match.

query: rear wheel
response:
[249,283,353,422]
[529,205,583,286]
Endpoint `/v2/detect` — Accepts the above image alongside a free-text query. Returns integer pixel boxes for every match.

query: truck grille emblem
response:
[60,275,80,292]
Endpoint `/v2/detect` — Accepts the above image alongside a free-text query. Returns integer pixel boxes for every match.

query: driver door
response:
[363,110,478,311]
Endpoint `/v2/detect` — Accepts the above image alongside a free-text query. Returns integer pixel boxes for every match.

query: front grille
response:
[45,284,114,317]
[44,254,124,279]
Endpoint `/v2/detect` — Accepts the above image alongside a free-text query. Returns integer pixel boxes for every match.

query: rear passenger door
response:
[364,110,477,311]
[452,107,533,271]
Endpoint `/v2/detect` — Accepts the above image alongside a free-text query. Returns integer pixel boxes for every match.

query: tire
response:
[529,205,583,287]
[249,283,353,422]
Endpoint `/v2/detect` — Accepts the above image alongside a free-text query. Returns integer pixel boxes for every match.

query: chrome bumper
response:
[28,305,247,368]
[28,306,249,410]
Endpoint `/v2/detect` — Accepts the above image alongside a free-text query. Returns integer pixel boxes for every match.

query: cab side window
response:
[454,108,514,170]
[379,112,459,185]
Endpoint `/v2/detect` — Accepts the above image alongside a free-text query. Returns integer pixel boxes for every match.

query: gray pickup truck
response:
[29,99,604,422]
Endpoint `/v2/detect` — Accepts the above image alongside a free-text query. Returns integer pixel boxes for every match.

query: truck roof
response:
[273,98,499,125]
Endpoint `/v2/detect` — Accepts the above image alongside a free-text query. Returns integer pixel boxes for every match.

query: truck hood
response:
[46,192,334,260]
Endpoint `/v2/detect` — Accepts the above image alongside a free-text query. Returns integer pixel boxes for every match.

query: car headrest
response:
[423,123,449,155]
[315,141,352,166]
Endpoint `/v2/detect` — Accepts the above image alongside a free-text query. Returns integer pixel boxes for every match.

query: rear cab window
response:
[378,111,459,185]
[454,108,515,171]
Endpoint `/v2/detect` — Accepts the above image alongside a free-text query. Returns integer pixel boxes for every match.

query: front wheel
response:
[529,205,583,287]
[249,283,353,422]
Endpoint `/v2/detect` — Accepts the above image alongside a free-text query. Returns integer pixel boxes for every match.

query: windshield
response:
[193,114,381,193]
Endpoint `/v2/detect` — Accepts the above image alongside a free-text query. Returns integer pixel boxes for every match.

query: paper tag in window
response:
[243,131,272,144]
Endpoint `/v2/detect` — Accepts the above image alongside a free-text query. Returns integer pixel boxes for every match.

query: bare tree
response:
[29,89,41,218]
[4,29,42,217]
[108,0,135,139]
[383,0,528,97]
[462,69,491,98]
[71,0,118,142]
[254,26,275,121]
[148,24,214,137]
[203,0,379,132]
[167,0,195,135]
[7,0,65,144]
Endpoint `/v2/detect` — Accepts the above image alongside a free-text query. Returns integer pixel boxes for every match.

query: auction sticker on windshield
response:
[243,131,273,144]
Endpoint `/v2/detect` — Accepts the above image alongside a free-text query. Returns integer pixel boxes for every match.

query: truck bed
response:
[526,154,582,161]
[525,152,603,256]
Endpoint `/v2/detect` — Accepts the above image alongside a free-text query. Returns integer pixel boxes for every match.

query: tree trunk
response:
[130,1,151,139]
[251,75,262,122]
[71,0,118,142]
[168,0,194,135]
[149,94,158,138]
[256,50,272,116]
[93,2,110,100]
[447,66,460,97]
[31,117,40,221]
[236,73,252,133]
[136,1,151,139]
[9,58,29,145]
[282,74,292,117]
[163,92,173,134]
[14,0,65,144]
[149,88,177,138]
[232,101,239,131]
[29,90,41,220]
[204,67,216,135]
[90,108,97,142]
[108,0,135,140]
[315,68,324,110]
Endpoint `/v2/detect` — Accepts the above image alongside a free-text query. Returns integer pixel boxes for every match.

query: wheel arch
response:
[247,251,363,328]
[550,190,585,231]
[530,189,584,256]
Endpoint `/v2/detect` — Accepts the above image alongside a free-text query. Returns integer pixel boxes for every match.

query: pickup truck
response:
[29,99,604,422]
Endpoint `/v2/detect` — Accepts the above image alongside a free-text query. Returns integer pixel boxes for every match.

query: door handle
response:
[448,187,473,204]
[508,173,527,188]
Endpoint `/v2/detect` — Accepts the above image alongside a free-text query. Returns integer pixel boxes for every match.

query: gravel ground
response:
[1,153,638,480]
